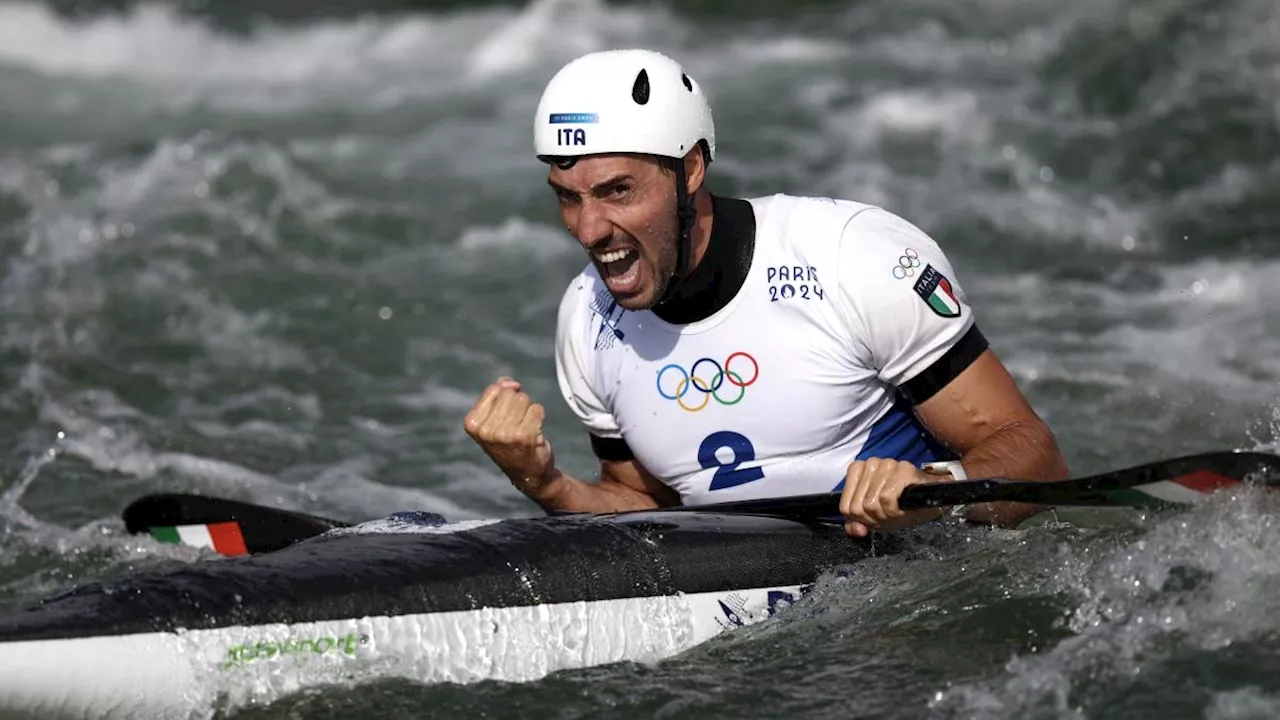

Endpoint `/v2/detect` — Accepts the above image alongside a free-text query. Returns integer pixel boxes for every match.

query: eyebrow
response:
[547,174,635,196]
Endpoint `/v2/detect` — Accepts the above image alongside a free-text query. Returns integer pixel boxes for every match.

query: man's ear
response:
[682,145,707,194]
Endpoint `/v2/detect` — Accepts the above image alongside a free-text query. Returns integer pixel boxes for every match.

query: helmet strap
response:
[657,160,696,306]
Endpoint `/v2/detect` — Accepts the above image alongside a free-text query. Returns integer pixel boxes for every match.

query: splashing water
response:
[0,0,1278,717]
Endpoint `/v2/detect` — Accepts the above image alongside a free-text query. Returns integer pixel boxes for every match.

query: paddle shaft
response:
[656,450,1280,520]
[651,479,1082,521]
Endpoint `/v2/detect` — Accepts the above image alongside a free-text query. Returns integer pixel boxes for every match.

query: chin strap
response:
[656,161,697,306]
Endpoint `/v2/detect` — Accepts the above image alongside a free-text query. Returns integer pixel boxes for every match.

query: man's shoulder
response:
[747,192,884,225]
[740,193,947,267]
[747,193,905,256]
[834,202,950,275]
[826,200,971,330]
[747,193,963,307]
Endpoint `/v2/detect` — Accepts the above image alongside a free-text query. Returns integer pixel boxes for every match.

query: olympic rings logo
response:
[656,352,760,412]
[892,248,921,279]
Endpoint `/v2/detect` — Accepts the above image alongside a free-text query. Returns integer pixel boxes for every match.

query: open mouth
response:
[594,247,642,295]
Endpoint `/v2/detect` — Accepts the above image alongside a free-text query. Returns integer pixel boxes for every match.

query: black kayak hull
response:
[0,509,887,720]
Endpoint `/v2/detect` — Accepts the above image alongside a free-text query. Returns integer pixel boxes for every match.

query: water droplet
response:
[378,306,393,320]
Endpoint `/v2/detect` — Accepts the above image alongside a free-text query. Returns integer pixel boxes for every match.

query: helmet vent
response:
[631,69,650,105]
[682,73,692,91]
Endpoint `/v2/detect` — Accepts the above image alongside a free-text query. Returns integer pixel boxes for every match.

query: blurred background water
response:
[1,0,1278,716]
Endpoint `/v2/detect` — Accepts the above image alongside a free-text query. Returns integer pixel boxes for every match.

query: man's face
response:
[547,153,678,310]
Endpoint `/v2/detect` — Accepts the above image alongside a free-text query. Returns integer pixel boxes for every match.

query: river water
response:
[1,0,1278,717]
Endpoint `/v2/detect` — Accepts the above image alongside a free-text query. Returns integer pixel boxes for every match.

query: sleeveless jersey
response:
[553,193,984,506]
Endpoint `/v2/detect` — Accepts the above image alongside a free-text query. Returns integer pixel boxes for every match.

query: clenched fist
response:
[463,377,557,495]
[839,458,945,537]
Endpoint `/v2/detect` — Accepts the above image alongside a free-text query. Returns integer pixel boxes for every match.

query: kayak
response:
[0,507,884,720]
[7,449,1272,718]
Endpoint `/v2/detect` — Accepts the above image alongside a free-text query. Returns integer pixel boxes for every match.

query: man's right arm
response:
[463,376,678,514]
[524,454,680,514]
[532,281,681,513]
[464,280,679,515]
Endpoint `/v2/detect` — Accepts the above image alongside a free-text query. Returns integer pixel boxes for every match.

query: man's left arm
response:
[831,205,1067,531]
[913,346,1069,526]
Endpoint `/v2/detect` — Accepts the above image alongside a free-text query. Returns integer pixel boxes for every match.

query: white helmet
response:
[533,49,715,164]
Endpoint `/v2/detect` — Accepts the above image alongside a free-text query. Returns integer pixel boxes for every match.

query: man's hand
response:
[463,377,558,496]
[839,458,947,538]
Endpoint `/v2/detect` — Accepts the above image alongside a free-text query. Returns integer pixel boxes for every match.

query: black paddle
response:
[669,449,1280,520]
[122,449,1280,556]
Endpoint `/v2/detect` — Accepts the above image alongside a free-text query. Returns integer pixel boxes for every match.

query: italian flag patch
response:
[912,265,962,318]
[150,522,248,556]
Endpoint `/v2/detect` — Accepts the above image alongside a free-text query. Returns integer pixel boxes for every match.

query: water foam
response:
[930,485,1280,718]
[0,3,477,83]
[455,217,576,260]
[970,251,1280,436]
[0,0,672,115]
[325,516,502,537]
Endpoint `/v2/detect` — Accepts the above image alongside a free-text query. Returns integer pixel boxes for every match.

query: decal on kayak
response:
[149,522,248,556]
[715,593,749,629]
[222,631,369,670]
[714,584,813,630]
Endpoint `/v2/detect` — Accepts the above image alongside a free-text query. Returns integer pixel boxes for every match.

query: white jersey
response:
[553,193,984,506]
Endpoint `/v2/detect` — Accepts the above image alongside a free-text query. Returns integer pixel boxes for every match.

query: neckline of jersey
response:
[642,194,765,336]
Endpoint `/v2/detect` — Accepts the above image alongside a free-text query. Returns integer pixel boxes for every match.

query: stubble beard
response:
[617,233,678,311]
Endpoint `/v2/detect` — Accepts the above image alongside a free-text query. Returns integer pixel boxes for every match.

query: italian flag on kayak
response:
[150,522,248,556]
[912,265,962,318]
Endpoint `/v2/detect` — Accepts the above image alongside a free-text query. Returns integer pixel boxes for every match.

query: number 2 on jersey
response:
[699,430,765,490]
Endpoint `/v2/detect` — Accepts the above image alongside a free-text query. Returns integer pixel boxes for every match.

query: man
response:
[464,48,1068,537]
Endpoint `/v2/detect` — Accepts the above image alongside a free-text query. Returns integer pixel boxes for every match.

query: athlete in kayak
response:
[464,49,1068,537]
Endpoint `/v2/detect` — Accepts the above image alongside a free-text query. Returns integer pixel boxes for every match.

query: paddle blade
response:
[898,450,1280,510]
[122,493,351,556]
